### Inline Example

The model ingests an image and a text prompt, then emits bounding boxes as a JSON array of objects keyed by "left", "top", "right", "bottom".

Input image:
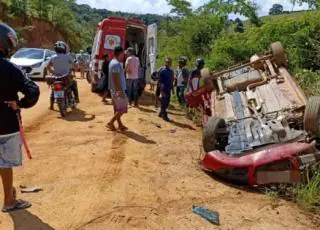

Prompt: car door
[{"left": 146, "top": 23, "right": 157, "bottom": 83}]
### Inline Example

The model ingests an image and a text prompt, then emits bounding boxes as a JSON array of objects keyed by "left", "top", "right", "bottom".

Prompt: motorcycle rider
[
  {"left": 0, "top": 23, "right": 40, "bottom": 212},
  {"left": 48, "top": 41, "right": 80, "bottom": 110}
]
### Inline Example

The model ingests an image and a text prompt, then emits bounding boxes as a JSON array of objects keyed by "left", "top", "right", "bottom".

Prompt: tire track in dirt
[
  {"left": 76, "top": 206, "right": 159, "bottom": 230},
  {"left": 101, "top": 133, "right": 128, "bottom": 184}
]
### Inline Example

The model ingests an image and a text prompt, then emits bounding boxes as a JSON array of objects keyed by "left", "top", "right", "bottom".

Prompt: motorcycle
[{"left": 48, "top": 74, "right": 76, "bottom": 117}]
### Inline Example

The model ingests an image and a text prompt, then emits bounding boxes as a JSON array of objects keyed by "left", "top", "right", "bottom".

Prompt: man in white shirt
[{"left": 125, "top": 47, "right": 140, "bottom": 107}]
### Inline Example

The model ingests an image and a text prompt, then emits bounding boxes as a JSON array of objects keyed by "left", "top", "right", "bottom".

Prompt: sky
[{"left": 76, "top": 0, "right": 309, "bottom": 16}]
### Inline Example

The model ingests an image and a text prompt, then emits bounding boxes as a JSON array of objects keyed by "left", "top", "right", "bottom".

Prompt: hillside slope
[{"left": 0, "top": 3, "right": 65, "bottom": 49}]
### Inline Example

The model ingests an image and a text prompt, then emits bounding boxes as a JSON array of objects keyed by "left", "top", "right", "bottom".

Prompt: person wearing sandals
[
  {"left": 107, "top": 46, "right": 128, "bottom": 131},
  {"left": 0, "top": 23, "right": 40, "bottom": 212}
]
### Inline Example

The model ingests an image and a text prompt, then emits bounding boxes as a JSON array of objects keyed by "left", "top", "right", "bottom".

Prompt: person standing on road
[
  {"left": 188, "top": 58, "right": 205, "bottom": 93},
  {"left": 101, "top": 53, "right": 110, "bottom": 102},
  {"left": 0, "top": 23, "right": 40, "bottom": 212},
  {"left": 78, "top": 50, "right": 86, "bottom": 79},
  {"left": 158, "top": 57, "right": 174, "bottom": 122},
  {"left": 107, "top": 46, "right": 129, "bottom": 131},
  {"left": 175, "top": 56, "right": 189, "bottom": 106},
  {"left": 125, "top": 47, "right": 140, "bottom": 107}
]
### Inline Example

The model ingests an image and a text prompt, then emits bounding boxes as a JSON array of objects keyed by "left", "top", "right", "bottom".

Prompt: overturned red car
[{"left": 188, "top": 42, "right": 320, "bottom": 185}]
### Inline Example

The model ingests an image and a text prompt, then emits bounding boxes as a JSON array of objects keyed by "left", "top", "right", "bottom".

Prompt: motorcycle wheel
[{"left": 57, "top": 98, "right": 67, "bottom": 117}]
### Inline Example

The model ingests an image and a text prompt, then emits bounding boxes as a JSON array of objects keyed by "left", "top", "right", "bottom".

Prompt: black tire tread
[
  {"left": 203, "top": 117, "right": 226, "bottom": 152},
  {"left": 271, "top": 42, "right": 288, "bottom": 67},
  {"left": 304, "top": 96, "right": 320, "bottom": 137},
  {"left": 57, "top": 99, "right": 66, "bottom": 117}
]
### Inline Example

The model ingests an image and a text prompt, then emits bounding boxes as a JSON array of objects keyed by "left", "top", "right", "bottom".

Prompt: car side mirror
[{"left": 45, "top": 56, "right": 51, "bottom": 61}]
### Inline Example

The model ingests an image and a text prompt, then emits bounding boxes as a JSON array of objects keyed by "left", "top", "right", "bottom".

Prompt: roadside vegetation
[{"left": 158, "top": 0, "right": 320, "bottom": 212}]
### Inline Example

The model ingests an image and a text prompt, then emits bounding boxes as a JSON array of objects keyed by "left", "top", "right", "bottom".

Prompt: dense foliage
[
  {"left": 2, "top": 0, "right": 166, "bottom": 50},
  {"left": 159, "top": 1, "right": 320, "bottom": 93}
]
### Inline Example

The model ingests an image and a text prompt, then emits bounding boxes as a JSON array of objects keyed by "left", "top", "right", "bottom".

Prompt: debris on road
[
  {"left": 152, "top": 122, "right": 162, "bottom": 128},
  {"left": 170, "top": 128, "right": 177, "bottom": 133},
  {"left": 20, "top": 185, "right": 43, "bottom": 193},
  {"left": 192, "top": 205, "right": 220, "bottom": 226}
]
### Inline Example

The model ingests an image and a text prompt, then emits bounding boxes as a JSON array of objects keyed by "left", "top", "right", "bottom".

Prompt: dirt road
[{"left": 0, "top": 79, "right": 318, "bottom": 230}]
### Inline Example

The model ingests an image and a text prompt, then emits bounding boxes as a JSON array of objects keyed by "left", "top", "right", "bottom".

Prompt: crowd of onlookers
[
  {"left": 99, "top": 45, "right": 207, "bottom": 125},
  {"left": 152, "top": 56, "right": 206, "bottom": 122}
]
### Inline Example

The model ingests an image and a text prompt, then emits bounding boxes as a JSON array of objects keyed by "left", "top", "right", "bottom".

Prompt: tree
[
  {"left": 200, "top": 0, "right": 263, "bottom": 27},
  {"left": 269, "top": 4, "right": 284, "bottom": 15},
  {"left": 294, "top": 0, "right": 320, "bottom": 9},
  {"left": 167, "top": 0, "right": 192, "bottom": 16},
  {"left": 234, "top": 18, "right": 244, "bottom": 33}
]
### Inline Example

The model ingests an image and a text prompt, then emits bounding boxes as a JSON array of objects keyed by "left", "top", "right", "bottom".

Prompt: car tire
[
  {"left": 203, "top": 117, "right": 227, "bottom": 152},
  {"left": 304, "top": 96, "right": 320, "bottom": 137},
  {"left": 91, "top": 83, "right": 97, "bottom": 92},
  {"left": 271, "top": 42, "right": 288, "bottom": 67}
]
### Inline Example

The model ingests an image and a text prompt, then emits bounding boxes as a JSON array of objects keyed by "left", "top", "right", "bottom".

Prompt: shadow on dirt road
[
  {"left": 120, "top": 130, "right": 156, "bottom": 144},
  {"left": 62, "top": 108, "right": 96, "bottom": 122},
  {"left": 10, "top": 210, "right": 54, "bottom": 230}
]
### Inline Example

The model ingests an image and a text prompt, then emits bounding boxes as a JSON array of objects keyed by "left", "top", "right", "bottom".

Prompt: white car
[{"left": 10, "top": 48, "right": 55, "bottom": 79}]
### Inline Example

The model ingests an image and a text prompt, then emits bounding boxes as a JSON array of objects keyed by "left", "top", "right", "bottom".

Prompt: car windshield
[{"left": 13, "top": 49, "right": 44, "bottom": 59}]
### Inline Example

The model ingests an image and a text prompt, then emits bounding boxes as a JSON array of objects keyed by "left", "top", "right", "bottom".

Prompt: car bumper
[
  {"left": 21, "top": 66, "right": 44, "bottom": 79},
  {"left": 202, "top": 141, "right": 320, "bottom": 185}
]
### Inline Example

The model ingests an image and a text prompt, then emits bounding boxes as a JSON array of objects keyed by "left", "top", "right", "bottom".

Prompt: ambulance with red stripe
[{"left": 88, "top": 16, "right": 157, "bottom": 92}]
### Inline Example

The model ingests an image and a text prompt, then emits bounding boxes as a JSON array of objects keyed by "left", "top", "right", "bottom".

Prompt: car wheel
[
  {"left": 91, "top": 83, "right": 97, "bottom": 92},
  {"left": 271, "top": 42, "right": 288, "bottom": 67},
  {"left": 203, "top": 117, "right": 228, "bottom": 152},
  {"left": 304, "top": 96, "right": 320, "bottom": 137}
]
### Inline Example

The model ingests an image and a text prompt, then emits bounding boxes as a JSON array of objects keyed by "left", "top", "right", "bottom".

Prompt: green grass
[{"left": 294, "top": 177, "right": 320, "bottom": 211}]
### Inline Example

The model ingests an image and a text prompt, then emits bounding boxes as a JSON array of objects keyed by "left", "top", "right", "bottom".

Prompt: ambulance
[{"left": 88, "top": 16, "right": 157, "bottom": 92}]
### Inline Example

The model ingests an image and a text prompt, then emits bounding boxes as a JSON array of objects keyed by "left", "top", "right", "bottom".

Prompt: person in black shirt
[
  {"left": 0, "top": 23, "right": 40, "bottom": 212},
  {"left": 101, "top": 53, "right": 110, "bottom": 101}
]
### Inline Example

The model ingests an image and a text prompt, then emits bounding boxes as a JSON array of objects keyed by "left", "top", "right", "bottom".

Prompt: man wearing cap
[
  {"left": 175, "top": 56, "right": 189, "bottom": 106},
  {"left": 158, "top": 57, "right": 174, "bottom": 121},
  {"left": 125, "top": 47, "right": 140, "bottom": 107}
]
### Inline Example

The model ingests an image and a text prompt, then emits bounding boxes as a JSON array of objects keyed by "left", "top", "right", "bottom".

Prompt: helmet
[
  {"left": 80, "top": 50, "right": 84, "bottom": 53},
  {"left": 179, "top": 56, "right": 187, "bottom": 66},
  {"left": 54, "top": 41, "right": 67, "bottom": 54},
  {"left": 196, "top": 58, "right": 205, "bottom": 69},
  {"left": 0, "top": 23, "right": 18, "bottom": 57}
]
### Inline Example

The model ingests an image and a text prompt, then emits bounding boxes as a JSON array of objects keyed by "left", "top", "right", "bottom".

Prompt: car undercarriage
[{"left": 188, "top": 42, "right": 320, "bottom": 185}]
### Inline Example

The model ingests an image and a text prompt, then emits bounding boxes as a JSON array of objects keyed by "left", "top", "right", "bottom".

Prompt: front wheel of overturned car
[
  {"left": 304, "top": 96, "right": 320, "bottom": 138},
  {"left": 203, "top": 117, "right": 228, "bottom": 153}
]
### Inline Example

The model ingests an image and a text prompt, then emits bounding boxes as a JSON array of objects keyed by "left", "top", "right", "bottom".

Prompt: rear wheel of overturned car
[
  {"left": 203, "top": 117, "right": 228, "bottom": 152},
  {"left": 271, "top": 42, "right": 288, "bottom": 67},
  {"left": 304, "top": 96, "right": 320, "bottom": 138}
]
